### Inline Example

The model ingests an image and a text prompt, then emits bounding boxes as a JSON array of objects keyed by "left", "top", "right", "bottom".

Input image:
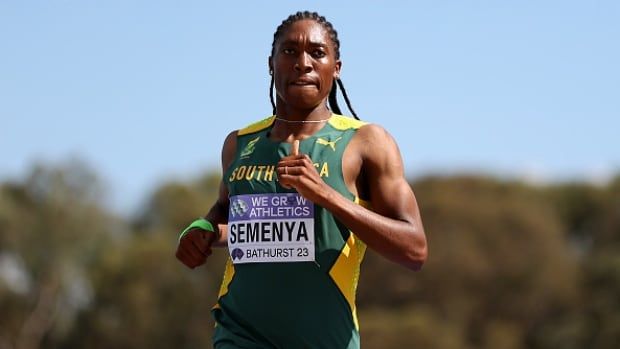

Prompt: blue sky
[{"left": 1, "top": 1, "right": 618, "bottom": 215}]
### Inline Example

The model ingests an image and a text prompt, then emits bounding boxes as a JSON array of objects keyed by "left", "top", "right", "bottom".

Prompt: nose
[{"left": 294, "top": 52, "right": 312, "bottom": 73}]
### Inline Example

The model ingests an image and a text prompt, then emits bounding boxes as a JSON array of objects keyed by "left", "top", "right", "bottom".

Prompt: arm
[
  {"left": 175, "top": 131, "right": 237, "bottom": 268},
  {"left": 277, "top": 125, "right": 427, "bottom": 270},
  {"left": 203, "top": 129, "right": 238, "bottom": 246}
]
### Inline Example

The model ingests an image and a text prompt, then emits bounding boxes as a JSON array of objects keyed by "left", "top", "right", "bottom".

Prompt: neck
[
  {"left": 275, "top": 103, "right": 332, "bottom": 122},
  {"left": 270, "top": 102, "right": 332, "bottom": 142}
]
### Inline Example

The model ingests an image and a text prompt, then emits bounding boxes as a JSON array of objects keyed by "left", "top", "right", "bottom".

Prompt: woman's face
[{"left": 270, "top": 19, "right": 341, "bottom": 111}]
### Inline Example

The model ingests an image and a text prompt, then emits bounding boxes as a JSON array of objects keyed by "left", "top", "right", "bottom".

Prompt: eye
[
  {"left": 312, "top": 50, "right": 326, "bottom": 58},
  {"left": 283, "top": 48, "right": 296, "bottom": 55}
]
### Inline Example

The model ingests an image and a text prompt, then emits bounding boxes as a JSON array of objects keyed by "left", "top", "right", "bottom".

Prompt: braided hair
[{"left": 269, "top": 11, "right": 359, "bottom": 120}]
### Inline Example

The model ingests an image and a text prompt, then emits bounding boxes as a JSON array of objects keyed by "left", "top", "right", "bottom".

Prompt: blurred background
[{"left": 1, "top": 1, "right": 619, "bottom": 348}]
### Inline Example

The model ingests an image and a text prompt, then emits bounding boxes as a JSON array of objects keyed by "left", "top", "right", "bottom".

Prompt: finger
[
  {"left": 277, "top": 165, "right": 302, "bottom": 176},
  {"left": 189, "top": 231, "right": 211, "bottom": 254},
  {"left": 185, "top": 229, "right": 216, "bottom": 252},
  {"left": 278, "top": 157, "right": 309, "bottom": 168},
  {"left": 176, "top": 247, "right": 204, "bottom": 269},
  {"left": 277, "top": 170, "right": 294, "bottom": 189},
  {"left": 182, "top": 239, "right": 209, "bottom": 261},
  {"left": 281, "top": 183, "right": 293, "bottom": 190},
  {"left": 192, "top": 238, "right": 212, "bottom": 257},
  {"left": 291, "top": 139, "right": 299, "bottom": 156},
  {"left": 191, "top": 238, "right": 212, "bottom": 259}
]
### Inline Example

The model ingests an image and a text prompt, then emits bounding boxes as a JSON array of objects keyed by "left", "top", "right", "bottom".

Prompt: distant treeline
[{"left": 0, "top": 160, "right": 618, "bottom": 349}]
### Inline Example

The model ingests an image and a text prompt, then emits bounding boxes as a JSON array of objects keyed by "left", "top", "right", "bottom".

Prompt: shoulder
[
  {"left": 237, "top": 115, "right": 276, "bottom": 136},
  {"left": 221, "top": 130, "right": 238, "bottom": 169},
  {"left": 335, "top": 115, "right": 401, "bottom": 168},
  {"left": 353, "top": 123, "right": 404, "bottom": 170},
  {"left": 221, "top": 115, "right": 274, "bottom": 166},
  {"left": 223, "top": 130, "right": 238, "bottom": 149},
  {"left": 327, "top": 114, "right": 389, "bottom": 142},
  {"left": 222, "top": 115, "right": 274, "bottom": 153},
  {"left": 351, "top": 122, "right": 398, "bottom": 154},
  {"left": 356, "top": 123, "right": 391, "bottom": 142},
  {"left": 328, "top": 114, "right": 368, "bottom": 131}
]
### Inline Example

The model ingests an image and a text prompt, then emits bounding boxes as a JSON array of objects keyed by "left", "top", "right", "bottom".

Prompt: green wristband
[{"left": 178, "top": 218, "right": 216, "bottom": 241}]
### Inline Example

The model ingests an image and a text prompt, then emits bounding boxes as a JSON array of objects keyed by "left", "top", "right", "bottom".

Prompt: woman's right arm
[{"left": 175, "top": 131, "right": 237, "bottom": 268}]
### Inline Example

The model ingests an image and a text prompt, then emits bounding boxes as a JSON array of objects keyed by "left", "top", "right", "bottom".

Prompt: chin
[
  {"left": 288, "top": 99, "right": 324, "bottom": 111},
  {"left": 286, "top": 94, "right": 325, "bottom": 109}
]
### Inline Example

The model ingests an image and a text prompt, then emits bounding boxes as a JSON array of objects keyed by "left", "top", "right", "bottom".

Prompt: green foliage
[
  {"left": 1, "top": 162, "right": 618, "bottom": 348},
  {"left": 133, "top": 173, "right": 220, "bottom": 233},
  {"left": 0, "top": 160, "right": 121, "bottom": 349}
]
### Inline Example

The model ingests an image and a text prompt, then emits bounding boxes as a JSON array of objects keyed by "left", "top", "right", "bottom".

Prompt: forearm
[
  {"left": 321, "top": 187, "right": 427, "bottom": 270},
  {"left": 204, "top": 199, "right": 229, "bottom": 247}
]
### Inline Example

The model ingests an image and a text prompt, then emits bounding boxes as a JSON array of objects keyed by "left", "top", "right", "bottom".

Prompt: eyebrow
[{"left": 279, "top": 39, "right": 328, "bottom": 48}]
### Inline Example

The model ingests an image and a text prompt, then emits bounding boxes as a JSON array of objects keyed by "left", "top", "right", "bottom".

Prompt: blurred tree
[
  {"left": 2, "top": 162, "right": 618, "bottom": 349},
  {"left": 0, "top": 159, "right": 121, "bottom": 349},
  {"left": 58, "top": 233, "right": 228, "bottom": 349},
  {"left": 58, "top": 171, "right": 226, "bottom": 349},
  {"left": 133, "top": 173, "right": 220, "bottom": 233},
  {"left": 359, "top": 176, "right": 580, "bottom": 349},
  {"left": 537, "top": 177, "right": 620, "bottom": 349}
]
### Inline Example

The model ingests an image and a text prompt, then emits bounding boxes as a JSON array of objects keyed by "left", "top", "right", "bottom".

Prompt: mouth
[{"left": 289, "top": 78, "right": 318, "bottom": 88}]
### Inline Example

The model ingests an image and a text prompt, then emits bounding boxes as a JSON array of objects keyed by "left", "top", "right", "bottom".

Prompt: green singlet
[{"left": 212, "top": 114, "right": 369, "bottom": 349}]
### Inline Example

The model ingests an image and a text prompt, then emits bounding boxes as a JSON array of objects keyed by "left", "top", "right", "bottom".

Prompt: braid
[
  {"left": 336, "top": 79, "right": 358, "bottom": 120},
  {"left": 328, "top": 83, "right": 342, "bottom": 115},
  {"left": 269, "top": 11, "right": 359, "bottom": 119},
  {"left": 269, "top": 74, "right": 276, "bottom": 115}
]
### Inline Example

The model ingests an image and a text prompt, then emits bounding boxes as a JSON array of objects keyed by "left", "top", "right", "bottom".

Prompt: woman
[{"left": 176, "top": 11, "right": 427, "bottom": 348}]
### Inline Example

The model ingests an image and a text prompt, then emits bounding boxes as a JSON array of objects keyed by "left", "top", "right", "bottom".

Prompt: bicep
[
  {"left": 362, "top": 126, "right": 418, "bottom": 223},
  {"left": 208, "top": 131, "right": 237, "bottom": 221}
]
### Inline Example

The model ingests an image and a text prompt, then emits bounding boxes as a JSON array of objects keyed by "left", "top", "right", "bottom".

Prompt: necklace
[{"left": 274, "top": 116, "right": 331, "bottom": 124}]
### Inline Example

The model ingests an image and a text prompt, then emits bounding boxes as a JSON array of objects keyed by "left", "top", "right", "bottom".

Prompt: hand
[
  {"left": 175, "top": 228, "right": 217, "bottom": 269},
  {"left": 277, "top": 140, "right": 332, "bottom": 203}
]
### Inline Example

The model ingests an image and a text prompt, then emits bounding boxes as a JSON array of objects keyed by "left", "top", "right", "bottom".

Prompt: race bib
[{"left": 228, "top": 193, "right": 315, "bottom": 264}]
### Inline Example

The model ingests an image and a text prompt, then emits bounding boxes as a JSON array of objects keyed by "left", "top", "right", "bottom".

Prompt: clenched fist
[{"left": 175, "top": 228, "right": 217, "bottom": 269}]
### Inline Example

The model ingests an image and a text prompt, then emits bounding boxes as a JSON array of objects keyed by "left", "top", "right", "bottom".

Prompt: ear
[
  {"left": 333, "top": 60, "right": 342, "bottom": 80},
  {"left": 268, "top": 56, "right": 274, "bottom": 75}
]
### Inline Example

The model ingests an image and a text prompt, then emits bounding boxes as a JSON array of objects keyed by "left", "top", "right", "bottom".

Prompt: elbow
[
  {"left": 403, "top": 239, "right": 427, "bottom": 271},
  {"left": 400, "top": 219, "right": 427, "bottom": 271},
  {"left": 405, "top": 249, "right": 427, "bottom": 271}
]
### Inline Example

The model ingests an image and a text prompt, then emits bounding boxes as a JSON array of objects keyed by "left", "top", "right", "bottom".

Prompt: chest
[{"left": 226, "top": 130, "right": 354, "bottom": 196}]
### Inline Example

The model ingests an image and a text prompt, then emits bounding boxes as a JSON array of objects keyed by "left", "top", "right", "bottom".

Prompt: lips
[{"left": 289, "top": 77, "right": 318, "bottom": 87}]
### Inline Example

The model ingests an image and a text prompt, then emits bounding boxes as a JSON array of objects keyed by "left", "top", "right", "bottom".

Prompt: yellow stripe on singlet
[
  {"left": 328, "top": 197, "right": 369, "bottom": 330},
  {"left": 237, "top": 116, "right": 275, "bottom": 136},
  {"left": 213, "top": 258, "right": 235, "bottom": 310},
  {"left": 238, "top": 114, "right": 365, "bottom": 136},
  {"left": 327, "top": 114, "right": 367, "bottom": 131}
]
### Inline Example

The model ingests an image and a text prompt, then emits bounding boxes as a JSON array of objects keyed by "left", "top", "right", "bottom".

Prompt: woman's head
[
  {"left": 268, "top": 11, "right": 358, "bottom": 119},
  {"left": 270, "top": 11, "right": 341, "bottom": 60}
]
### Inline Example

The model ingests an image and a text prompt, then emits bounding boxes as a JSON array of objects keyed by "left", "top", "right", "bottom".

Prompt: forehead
[{"left": 276, "top": 19, "right": 332, "bottom": 46}]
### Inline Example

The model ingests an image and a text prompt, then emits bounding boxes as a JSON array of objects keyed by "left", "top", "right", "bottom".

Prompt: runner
[{"left": 176, "top": 11, "right": 427, "bottom": 348}]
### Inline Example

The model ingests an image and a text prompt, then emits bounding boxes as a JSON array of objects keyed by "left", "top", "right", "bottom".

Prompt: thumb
[{"left": 291, "top": 139, "right": 300, "bottom": 156}]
